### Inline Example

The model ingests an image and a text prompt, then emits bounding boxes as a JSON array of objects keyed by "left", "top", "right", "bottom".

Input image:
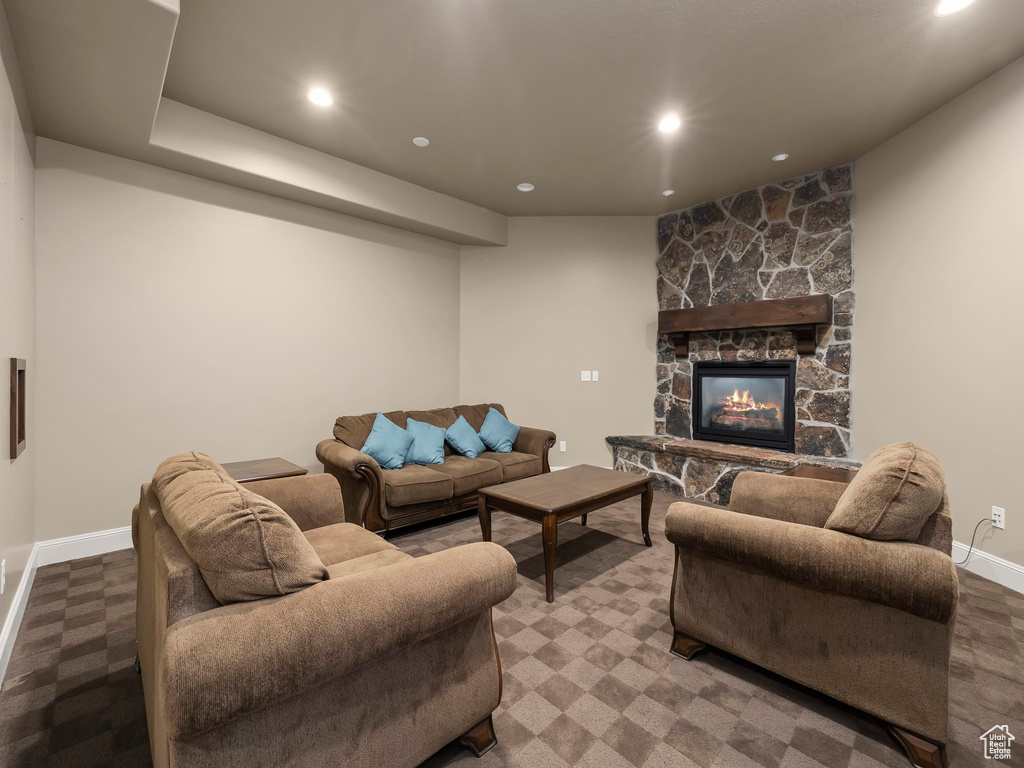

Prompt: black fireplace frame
[{"left": 692, "top": 360, "right": 796, "bottom": 452}]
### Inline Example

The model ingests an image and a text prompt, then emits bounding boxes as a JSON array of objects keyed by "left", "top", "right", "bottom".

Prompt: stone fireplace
[{"left": 607, "top": 164, "right": 859, "bottom": 503}]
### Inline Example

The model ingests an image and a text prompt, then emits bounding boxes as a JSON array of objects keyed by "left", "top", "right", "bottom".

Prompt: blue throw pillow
[
  {"left": 479, "top": 407, "right": 520, "bottom": 453},
  {"left": 405, "top": 418, "right": 445, "bottom": 465},
  {"left": 445, "top": 415, "right": 486, "bottom": 459},
  {"left": 360, "top": 412, "right": 414, "bottom": 470}
]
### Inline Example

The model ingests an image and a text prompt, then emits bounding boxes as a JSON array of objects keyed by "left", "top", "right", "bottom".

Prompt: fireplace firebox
[{"left": 692, "top": 361, "right": 796, "bottom": 452}]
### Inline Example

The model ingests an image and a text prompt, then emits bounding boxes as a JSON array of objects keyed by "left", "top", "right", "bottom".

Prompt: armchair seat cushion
[
  {"left": 383, "top": 465, "right": 454, "bottom": 507},
  {"left": 481, "top": 451, "right": 541, "bottom": 482},
  {"left": 326, "top": 549, "right": 411, "bottom": 579},
  {"left": 303, "top": 522, "right": 397, "bottom": 567},
  {"left": 429, "top": 456, "right": 503, "bottom": 496}
]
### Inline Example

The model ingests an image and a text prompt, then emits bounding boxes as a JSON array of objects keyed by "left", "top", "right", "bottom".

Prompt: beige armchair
[
  {"left": 665, "top": 462, "right": 958, "bottom": 768},
  {"left": 134, "top": 456, "right": 518, "bottom": 768}
]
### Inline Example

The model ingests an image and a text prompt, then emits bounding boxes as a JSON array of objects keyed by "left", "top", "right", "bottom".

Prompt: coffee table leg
[
  {"left": 478, "top": 495, "right": 492, "bottom": 542},
  {"left": 641, "top": 481, "right": 653, "bottom": 547},
  {"left": 542, "top": 516, "right": 557, "bottom": 602}
]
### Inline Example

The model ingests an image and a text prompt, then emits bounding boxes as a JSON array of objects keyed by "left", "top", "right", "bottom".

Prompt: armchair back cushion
[
  {"left": 154, "top": 452, "right": 328, "bottom": 604},
  {"left": 825, "top": 442, "right": 945, "bottom": 542}
]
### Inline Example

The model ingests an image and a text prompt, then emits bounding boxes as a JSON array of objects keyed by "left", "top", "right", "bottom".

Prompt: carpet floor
[{"left": 0, "top": 492, "right": 1021, "bottom": 767}]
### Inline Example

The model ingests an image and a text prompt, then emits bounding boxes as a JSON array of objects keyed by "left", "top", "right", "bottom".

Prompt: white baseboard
[
  {"left": 0, "top": 545, "right": 38, "bottom": 692},
  {"left": 0, "top": 525, "right": 133, "bottom": 690},
  {"left": 35, "top": 525, "right": 133, "bottom": 567},
  {"left": 953, "top": 541, "right": 1024, "bottom": 595}
]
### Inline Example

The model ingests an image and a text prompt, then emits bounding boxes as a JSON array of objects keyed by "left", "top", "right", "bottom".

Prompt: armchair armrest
[
  {"left": 316, "top": 439, "right": 383, "bottom": 527},
  {"left": 729, "top": 471, "right": 848, "bottom": 527},
  {"left": 665, "top": 502, "right": 958, "bottom": 624},
  {"left": 242, "top": 473, "right": 345, "bottom": 532},
  {"left": 161, "top": 542, "right": 517, "bottom": 741},
  {"left": 513, "top": 426, "right": 556, "bottom": 471}
]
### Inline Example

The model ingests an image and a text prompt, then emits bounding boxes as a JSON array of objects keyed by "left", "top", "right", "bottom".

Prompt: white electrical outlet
[
  {"left": 992, "top": 506, "right": 1005, "bottom": 530},
  {"left": 580, "top": 370, "right": 591, "bottom": 381},
  {"left": 1, "top": 559, "right": 5, "bottom": 595},
  {"left": 559, "top": 441, "right": 566, "bottom": 452},
  {"left": 592, "top": 370, "right": 599, "bottom": 381}
]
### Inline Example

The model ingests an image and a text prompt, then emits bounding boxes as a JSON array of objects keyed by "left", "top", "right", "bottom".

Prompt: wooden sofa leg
[
  {"left": 670, "top": 630, "right": 706, "bottom": 660},
  {"left": 889, "top": 726, "right": 948, "bottom": 768},
  {"left": 459, "top": 715, "right": 497, "bottom": 758}
]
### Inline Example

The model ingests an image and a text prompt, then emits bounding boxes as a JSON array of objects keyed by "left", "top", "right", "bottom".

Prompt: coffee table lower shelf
[{"left": 477, "top": 464, "right": 653, "bottom": 602}]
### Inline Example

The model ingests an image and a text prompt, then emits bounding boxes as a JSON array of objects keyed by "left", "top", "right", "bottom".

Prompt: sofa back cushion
[
  {"left": 153, "top": 452, "right": 328, "bottom": 604},
  {"left": 825, "top": 442, "right": 945, "bottom": 543},
  {"left": 455, "top": 403, "right": 506, "bottom": 431},
  {"left": 334, "top": 410, "right": 407, "bottom": 448}
]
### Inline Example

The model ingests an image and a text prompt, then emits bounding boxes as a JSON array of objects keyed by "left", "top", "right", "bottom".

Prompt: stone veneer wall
[{"left": 653, "top": 165, "right": 855, "bottom": 457}]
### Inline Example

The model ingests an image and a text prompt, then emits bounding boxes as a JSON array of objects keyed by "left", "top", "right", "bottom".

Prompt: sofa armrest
[
  {"left": 315, "top": 439, "right": 383, "bottom": 527},
  {"left": 161, "top": 542, "right": 517, "bottom": 741},
  {"left": 513, "top": 426, "right": 556, "bottom": 471},
  {"left": 242, "top": 473, "right": 346, "bottom": 532},
  {"left": 729, "top": 471, "right": 848, "bottom": 527},
  {"left": 665, "top": 502, "right": 958, "bottom": 624}
]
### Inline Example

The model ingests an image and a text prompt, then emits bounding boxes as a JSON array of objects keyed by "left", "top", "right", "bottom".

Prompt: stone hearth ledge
[{"left": 606, "top": 435, "right": 860, "bottom": 505}]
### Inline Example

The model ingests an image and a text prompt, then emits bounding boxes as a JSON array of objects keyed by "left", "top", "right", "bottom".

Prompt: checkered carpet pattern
[{"left": 0, "top": 494, "right": 1022, "bottom": 768}]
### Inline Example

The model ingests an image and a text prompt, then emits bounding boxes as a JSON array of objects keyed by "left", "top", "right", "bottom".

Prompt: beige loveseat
[
  {"left": 665, "top": 444, "right": 958, "bottom": 768},
  {"left": 133, "top": 452, "right": 517, "bottom": 768},
  {"left": 317, "top": 403, "right": 555, "bottom": 533}
]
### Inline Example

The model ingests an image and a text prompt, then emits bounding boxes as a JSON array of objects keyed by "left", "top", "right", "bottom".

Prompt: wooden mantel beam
[{"left": 658, "top": 295, "right": 832, "bottom": 358}]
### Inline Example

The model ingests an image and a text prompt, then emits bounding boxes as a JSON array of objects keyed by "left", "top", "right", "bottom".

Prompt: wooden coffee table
[{"left": 477, "top": 465, "right": 653, "bottom": 602}]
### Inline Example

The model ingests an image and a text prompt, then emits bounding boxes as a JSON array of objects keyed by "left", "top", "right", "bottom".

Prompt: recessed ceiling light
[
  {"left": 308, "top": 88, "right": 333, "bottom": 107},
  {"left": 772, "top": 153, "right": 790, "bottom": 161},
  {"left": 412, "top": 137, "right": 430, "bottom": 147},
  {"left": 934, "top": 0, "right": 976, "bottom": 15},
  {"left": 658, "top": 115, "right": 682, "bottom": 133},
  {"left": 662, "top": 190, "right": 676, "bottom": 197},
  {"left": 517, "top": 183, "right": 535, "bottom": 192}
]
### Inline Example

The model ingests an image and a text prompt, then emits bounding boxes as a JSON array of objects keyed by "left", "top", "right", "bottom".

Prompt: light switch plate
[
  {"left": 559, "top": 441, "right": 566, "bottom": 452},
  {"left": 581, "top": 370, "right": 591, "bottom": 381},
  {"left": 592, "top": 370, "right": 599, "bottom": 381}
]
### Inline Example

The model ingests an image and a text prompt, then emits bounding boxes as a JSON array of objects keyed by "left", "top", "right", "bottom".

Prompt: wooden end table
[
  {"left": 221, "top": 457, "right": 308, "bottom": 483},
  {"left": 477, "top": 465, "right": 653, "bottom": 602}
]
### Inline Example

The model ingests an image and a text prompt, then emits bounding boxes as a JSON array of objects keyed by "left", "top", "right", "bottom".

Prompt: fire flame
[
  {"left": 715, "top": 388, "right": 780, "bottom": 423},
  {"left": 721, "top": 389, "right": 768, "bottom": 411}
]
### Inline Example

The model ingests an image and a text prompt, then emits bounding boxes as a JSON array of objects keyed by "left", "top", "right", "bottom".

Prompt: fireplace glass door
[{"left": 692, "top": 361, "right": 796, "bottom": 452}]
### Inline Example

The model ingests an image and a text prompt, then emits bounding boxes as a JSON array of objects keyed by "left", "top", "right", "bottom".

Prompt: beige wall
[
  {"left": 0, "top": 6, "right": 35, "bottom": 630},
  {"left": 34, "top": 139, "right": 462, "bottom": 541},
  {"left": 460, "top": 217, "right": 657, "bottom": 468},
  {"left": 853, "top": 56, "right": 1024, "bottom": 567}
]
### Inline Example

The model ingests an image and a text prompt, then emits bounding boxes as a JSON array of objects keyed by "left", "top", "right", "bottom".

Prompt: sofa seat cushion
[
  {"left": 383, "top": 465, "right": 454, "bottom": 507},
  {"left": 303, "top": 522, "right": 397, "bottom": 567},
  {"left": 825, "top": 442, "right": 945, "bottom": 542},
  {"left": 428, "top": 456, "right": 503, "bottom": 496},
  {"left": 326, "top": 549, "right": 411, "bottom": 580},
  {"left": 481, "top": 451, "right": 541, "bottom": 482},
  {"left": 153, "top": 451, "right": 328, "bottom": 604}
]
